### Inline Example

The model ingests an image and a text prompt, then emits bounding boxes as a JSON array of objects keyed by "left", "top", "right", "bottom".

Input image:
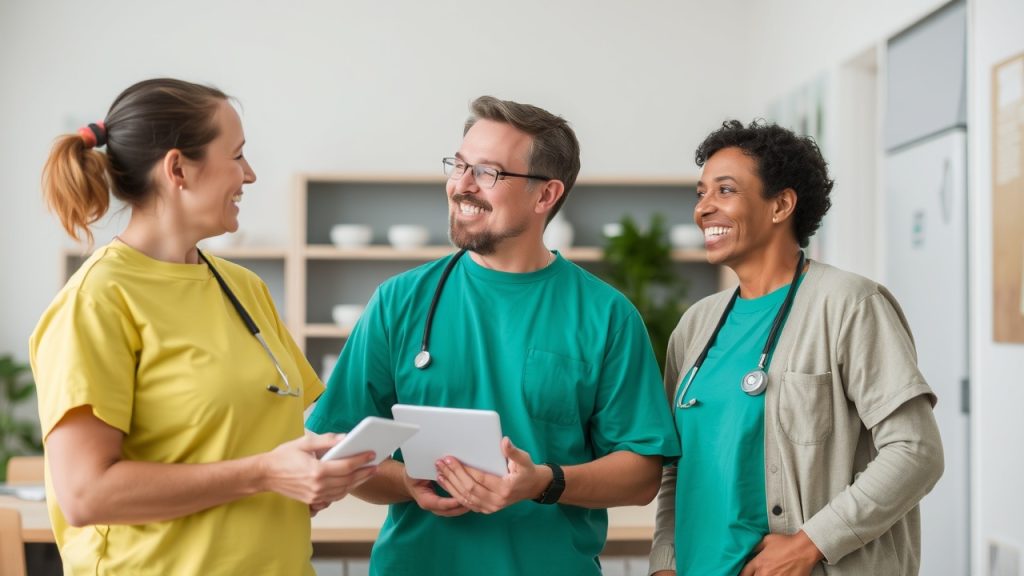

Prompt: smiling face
[
  {"left": 181, "top": 100, "right": 256, "bottom": 238},
  {"left": 446, "top": 119, "right": 541, "bottom": 255},
  {"left": 694, "top": 146, "right": 778, "bottom": 268}
]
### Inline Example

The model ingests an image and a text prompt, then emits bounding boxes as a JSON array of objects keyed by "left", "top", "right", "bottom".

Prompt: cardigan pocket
[{"left": 779, "top": 371, "right": 834, "bottom": 444}]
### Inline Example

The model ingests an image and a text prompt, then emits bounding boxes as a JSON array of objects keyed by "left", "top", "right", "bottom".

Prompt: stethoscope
[
  {"left": 414, "top": 249, "right": 468, "bottom": 369},
  {"left": 198, "top": 250, "right": 300, "bottom": 397},
  {"left": 677, "top": 250, "right": 805, "bottom": 409}
]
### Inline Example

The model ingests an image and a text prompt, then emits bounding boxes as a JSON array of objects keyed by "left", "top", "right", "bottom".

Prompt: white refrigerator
[
  {"left": 883, "top": 2, "right": 970, "bottom": 573},
  {"left": 884, "top": 128, "right": 970, "bottom": 576}
]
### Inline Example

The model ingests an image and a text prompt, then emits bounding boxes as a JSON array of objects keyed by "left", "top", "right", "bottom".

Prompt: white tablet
[
  {"left": 391, "top": 404, "right": 508, "bottom": 480},
  {"left": 319, "top": 416, "right": 420, "bottom": 466}
]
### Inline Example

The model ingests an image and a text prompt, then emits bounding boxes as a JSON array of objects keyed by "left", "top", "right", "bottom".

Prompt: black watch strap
[{"left": 532, "top": 463, "right": 565, "bottom": 505}]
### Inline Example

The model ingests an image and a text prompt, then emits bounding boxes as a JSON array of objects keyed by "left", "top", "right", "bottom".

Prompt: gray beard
[{"left": 448, "top": 212, "right": 527, "bottom": 255}]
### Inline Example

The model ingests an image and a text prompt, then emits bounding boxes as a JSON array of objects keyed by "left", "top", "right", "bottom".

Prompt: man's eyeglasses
[{"left": 442, "top": 157, "right": 552, "bottom": 189}]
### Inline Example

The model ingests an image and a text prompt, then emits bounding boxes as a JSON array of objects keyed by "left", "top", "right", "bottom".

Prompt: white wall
[
  {"left": 970, "top": 0, "right": 1024, "bottom": 574},
  {"left": 742, "top": 0, "right": 949, "bottom": 110},
  {"left": 0, "top": 0, "right": 756, "bottom": 360},
  {"left": 741, "top": 0, "right": 949, "bottom": 279}
]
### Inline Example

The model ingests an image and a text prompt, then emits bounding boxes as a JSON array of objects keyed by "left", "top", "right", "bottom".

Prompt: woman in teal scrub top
[{"left": 650, "top": 120, "right": 944, "bottom": 576}]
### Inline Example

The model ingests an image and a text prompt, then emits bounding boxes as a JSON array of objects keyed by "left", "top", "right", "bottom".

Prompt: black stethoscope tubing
[
  {"left": 677, "top": 250, "right": 805, "bottom": 408},
  {"left": 414, "top": 249, "right": 468, "bottom": 369},
  {"left": 198, "top": 249, "right": 299, "bottom": 396}
]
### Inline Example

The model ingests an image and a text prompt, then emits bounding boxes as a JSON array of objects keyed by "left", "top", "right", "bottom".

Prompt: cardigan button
[
  {"left": 772, "top": 505, "right": 783, "bottom": 516},
  {"left": 770, "top": 464, "right": 778, "bottom": 474}
]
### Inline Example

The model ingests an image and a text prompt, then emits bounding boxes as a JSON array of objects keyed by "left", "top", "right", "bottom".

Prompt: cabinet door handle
[{"left": 939, "top": 158, "right": 952, "bottom": 224}]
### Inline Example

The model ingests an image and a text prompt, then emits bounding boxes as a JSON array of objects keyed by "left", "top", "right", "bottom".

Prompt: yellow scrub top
[{"left": 30, "top": 241, "right": 323, "bottom": 575}]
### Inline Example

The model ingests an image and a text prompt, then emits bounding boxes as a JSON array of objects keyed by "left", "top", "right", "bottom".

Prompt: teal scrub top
[
  {"left": 307, "top": 251, "right": 680, "bottom": 576},
  {"left": 673, "top": 278, "right": 802, "bottom": 575}
]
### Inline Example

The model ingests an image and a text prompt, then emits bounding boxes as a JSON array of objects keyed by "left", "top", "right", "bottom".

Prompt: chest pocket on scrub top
[
  {"left": 778, "top": 370, "right": 834, "bottom": 445},
  {"left": 521, "top": 348, "right": 590, "bottom": 426}
]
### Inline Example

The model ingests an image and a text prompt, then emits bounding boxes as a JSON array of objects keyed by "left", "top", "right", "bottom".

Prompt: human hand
[
  {"left": 434, "top": 437, "right": 550, "bottom": 514},
  {"left": 401, "top": 469, "right": 469, "bottom": 517},
  {"left": 260, "top": 432, "right": 378, "bottom": 505},
  {"left": 651, "top": 571, "right": 676, "bottom": 576},
  {"left": 739, "top": 531, "right": 824, "bottom": 576},
  {"left": 309, "top": 501, "right": 330, "bottom": 517}
]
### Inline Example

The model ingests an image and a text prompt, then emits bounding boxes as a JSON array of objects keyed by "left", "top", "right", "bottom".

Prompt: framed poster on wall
[{"left": 992, "top": 52, "right": 1024, "bottom": 343}]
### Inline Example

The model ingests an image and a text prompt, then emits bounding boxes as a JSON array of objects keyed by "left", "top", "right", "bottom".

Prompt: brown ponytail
[
  {"left": 40, "top": 78, "right": 229, "bottom": 246},
  {"left": 42, "top": 134, "right": 112, "bottom": 246}
]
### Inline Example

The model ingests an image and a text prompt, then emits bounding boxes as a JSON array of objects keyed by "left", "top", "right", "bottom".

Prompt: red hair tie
[{"left": 77, "top": 122, "right": 107, "bottom": 149}]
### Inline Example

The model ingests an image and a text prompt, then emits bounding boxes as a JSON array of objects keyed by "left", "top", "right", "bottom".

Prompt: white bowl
[
  {"left": 602, "top": 222, "right": 623, "bottom": 238},
  {"left": 543, "top": 216, "right": 574, "bottom": 251},
  {"left": 670, "top": 224, "right": 705, "bottom": 249},
  {"left": 330, "top": 224, "right": 373, "bottom": 248},
  {"left": 332, "top": 304, "right": 365, "bottom": 329},
  {"left": 387, "top": 225, "right": 430, "bottom": 250}
]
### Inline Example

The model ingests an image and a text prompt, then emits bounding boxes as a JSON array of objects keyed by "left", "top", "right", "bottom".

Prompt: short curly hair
[{"left": 695, "top": 119, "right": 834, "bottom": 248}]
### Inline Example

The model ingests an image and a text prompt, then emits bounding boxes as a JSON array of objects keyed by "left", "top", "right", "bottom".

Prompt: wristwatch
[{"left": 532, "top": 463, "right": 565, "bottom": 505}]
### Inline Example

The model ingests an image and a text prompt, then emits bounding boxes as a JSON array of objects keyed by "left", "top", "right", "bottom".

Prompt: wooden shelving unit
[{"left": 287, "top": 172, "right": 727, "bottom": 375}]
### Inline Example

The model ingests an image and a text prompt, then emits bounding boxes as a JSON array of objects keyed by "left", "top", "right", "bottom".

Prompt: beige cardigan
[{"left": 650, "top": 261, "right": 944, "bottom": 575}]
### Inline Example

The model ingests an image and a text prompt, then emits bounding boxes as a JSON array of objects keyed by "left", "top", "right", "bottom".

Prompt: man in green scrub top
[{"left": 306, "top": 96, "right": 680, "bottom": 575}]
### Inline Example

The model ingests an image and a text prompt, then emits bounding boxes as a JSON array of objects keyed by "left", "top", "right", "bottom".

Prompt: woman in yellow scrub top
[
  {"left": 650, "top": 120, "right": 944, "bottom": 576},
  {"left": 30, "top": 78, "right": 375, "bottom": 575}
]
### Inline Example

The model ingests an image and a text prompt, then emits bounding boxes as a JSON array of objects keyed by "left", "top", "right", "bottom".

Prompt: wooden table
[{"left": 1, "top": 495, "right": 655, "bottom": 556}]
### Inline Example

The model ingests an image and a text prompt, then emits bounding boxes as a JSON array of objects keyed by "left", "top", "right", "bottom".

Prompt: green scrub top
[
  {"left": 307, "top": 251, "right": 680, "bottom": 576},
  {"left": 673, "top": 277, "right": 802, "bottom": 575}
]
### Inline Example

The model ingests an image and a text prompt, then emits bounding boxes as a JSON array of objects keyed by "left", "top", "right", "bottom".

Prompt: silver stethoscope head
[
  {"left": 414, "top": 350, "right": 432, "bottom": 370},
  {"left": 414, "top": 249, "right": 467, "bottom": 370},
  {"left": 740, "top": 356, "right": 770, "bottom": 396}
]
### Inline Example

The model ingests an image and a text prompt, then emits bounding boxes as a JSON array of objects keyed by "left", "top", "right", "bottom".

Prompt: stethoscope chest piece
[
  {"left": 741, "top": 369, "right": 768, "bottom": 396},
  {"left": 413, "top": 249, "right": 467, "bottom": 370}
]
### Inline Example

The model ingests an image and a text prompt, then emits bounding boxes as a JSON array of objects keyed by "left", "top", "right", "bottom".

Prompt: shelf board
[
  {"left": 669, "top": 248, "right": 709, "bottom": 263},
  {"left": 305, "top": 323, "right": 353, "bottom": 338},
  {"left": 201, "top": 246, "right": 288, "bottom": 259},
  {"left": 562, "top": 247, "right": 707, "bottom": 263},
  {"left": 305, "top": 245, "right": 707, "bottom": 263},
  {"left": 296, "top": 173, "right": 699, "bottom": 187},
  {"left": 306, "top": 245, "right": 456, "bottom": 260}
]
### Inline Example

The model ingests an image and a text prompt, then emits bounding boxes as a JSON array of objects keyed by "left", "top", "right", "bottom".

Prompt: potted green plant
[
  {"left": 602, "top": 214, "right": 689, "bottom": 373},
  {"left": 0, "top": 354, "right": 43, "bottom": 481}
]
